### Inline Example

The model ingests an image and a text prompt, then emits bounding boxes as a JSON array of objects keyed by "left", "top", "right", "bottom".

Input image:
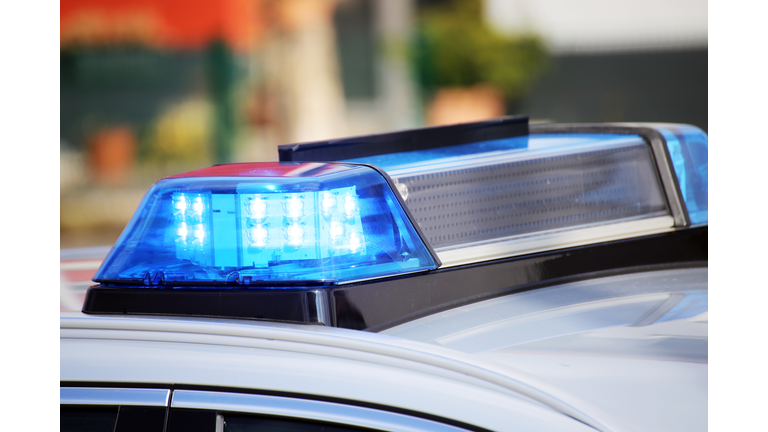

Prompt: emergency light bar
[
  {"left": 347, "top": 134, "right": 668, "bottom": 248},
  {"left": 280, "top": 118, "right": 708, "bottom": 266},
  {"left": 93, "top": 163, "right": 439, "bottom": 286},
  {"left": 84, "top": 117, "right": 707, "bottom": 327}
]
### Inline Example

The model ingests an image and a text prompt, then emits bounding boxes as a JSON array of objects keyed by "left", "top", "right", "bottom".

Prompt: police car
[{"left": 61, "top": 116, "right": 708, "bottom": 432}]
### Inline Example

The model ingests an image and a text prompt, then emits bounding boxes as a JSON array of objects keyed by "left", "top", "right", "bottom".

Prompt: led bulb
[
  {"left": 173, "top": 195, "right": 188, "bottom": 212},
  {"left": 329, "top": 220, "right": 345, "bottom": 241},
  {"left": 177, "top": 222, "right": 188, "bottom": 238},
  {"left": 248, "top": 224, "right": 269, "bottom": 249},
  {"left": 284, "top": 194, "right": 304, "bottom": 220},
  {"left": 192, "top": 197, "right": 204, "bottom": 215},
  {"left": 349, "top": 231, "right": 363, "bottom": 253},
  {"left": 248, "top": 196, "right": 268, "bottom": 221},
  {"left": 344, "top": 193, "right": 358, "bottom": 220},
  {"left": 285, "top": 222, "right": 304, "bottom": 247},
  {"left": 321, "top": 191, "right": 337, "bottom": 214},
  {"left": 192, "top": 224, "right": 205, "bottom": 243}
]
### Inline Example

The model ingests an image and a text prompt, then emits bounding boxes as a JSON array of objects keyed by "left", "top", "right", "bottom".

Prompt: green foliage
[{"left": 413, "top": 0, "right": 548, "bottom": 100}]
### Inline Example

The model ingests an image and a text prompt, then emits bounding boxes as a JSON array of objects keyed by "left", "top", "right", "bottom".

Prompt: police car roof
[
  {"left": 63, "top": 266, "right": 706, "bottom": 432},
  {"left": 79, "top": 118, "right": 707, "bottom": 330},
  {"left": 62, "top": 118, "right": 707, "bottom": 432},
  {"left": 63, "top": 310, "right": 641, "bottom": 432}
]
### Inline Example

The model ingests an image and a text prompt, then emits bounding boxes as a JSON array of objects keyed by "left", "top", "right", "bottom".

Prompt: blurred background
[{"left": 60, "top": 0, "right": 707, "bottom": 249}]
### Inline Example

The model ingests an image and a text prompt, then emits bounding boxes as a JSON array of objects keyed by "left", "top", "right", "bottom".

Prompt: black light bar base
[
  {"left": 335, "top": 226, "right": 707, "bottom": 331},
  {"left": 83, "top": 227, "right": 706, "bottom": 331},
  {"left": 83, "top": 287, "right": 329, "bottom": 325}
]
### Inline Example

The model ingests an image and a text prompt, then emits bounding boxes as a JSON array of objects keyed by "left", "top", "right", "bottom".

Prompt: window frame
[
  {"left": 60, "top": 387, "right": 170, "bottom": 406},
  {"left": 61, "top": 387, "right": 170, "bottom": 432},
  {"left": 171, "top": 390, "right": 472, "bottom": 432},
  {"left": 61, "top": 387, "right": 475, "bottom": 432}
]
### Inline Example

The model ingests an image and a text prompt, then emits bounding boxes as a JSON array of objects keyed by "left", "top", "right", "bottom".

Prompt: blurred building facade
[
  {"left": 60, "top": 0, "right": 707, "bottom": 247},
  {"left": 61, "top": 0, "right": 262, "bottom": 245},
  {"left": 484, "top": 0, "right": 708, "bottom": 130},
  {"left": 60, "top": 0, "right": 424, "bottom": 247}
]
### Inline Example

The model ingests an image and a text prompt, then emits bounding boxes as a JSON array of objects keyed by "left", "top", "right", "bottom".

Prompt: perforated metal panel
[{"left": 394, "top": 142, "right": 667, "bottom": 249}]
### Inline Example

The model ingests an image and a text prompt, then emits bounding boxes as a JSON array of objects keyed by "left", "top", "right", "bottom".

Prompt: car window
[
  {"left": 171, "top": 390, "right": 472, "bottom": 432},
  {"left": 61, "top": 406, "right": 118, "bottom": 432},
  {"left": 221, "top": 413, "right": 370, "bottom": 432},
  {"left": 60, "top": 388, "right": 170, "bottom": 432}
]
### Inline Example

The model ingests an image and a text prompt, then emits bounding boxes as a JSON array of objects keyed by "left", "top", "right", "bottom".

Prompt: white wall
[{"left": 484, "top": 0, "right": 707, "bottom": 53}]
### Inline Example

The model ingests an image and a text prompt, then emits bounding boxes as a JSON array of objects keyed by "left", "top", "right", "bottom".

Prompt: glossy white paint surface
[
  {"left": 61, "top": 313, "right": 618, "bottom": 432},
  {"left": 384, "top": 268, "right": 708, "bottom": 432}
]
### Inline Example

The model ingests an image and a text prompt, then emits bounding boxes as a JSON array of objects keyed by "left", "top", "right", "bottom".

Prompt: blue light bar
[
  {"left": 94, "top": 163, "right": 439, "bottom": 286},
  {"left": 653, "top": 124, "right": 708, "bottom": 225},
  {"left": 347, "top": 134, "right": 670, "bottom": 250}
]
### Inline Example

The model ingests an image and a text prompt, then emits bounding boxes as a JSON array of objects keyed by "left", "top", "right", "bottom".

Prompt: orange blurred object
[
  {"left": 426, "top": 85, "right": 505, "bottom": 126},
  {"left": 268, "top": 0, "right": 337, "bottom": 33},
  {"left": 60, "top": 0, "right": 264, "bottom": 52},
  {"left": 88, "top": 126, "right": 136, "bottom": 186}
]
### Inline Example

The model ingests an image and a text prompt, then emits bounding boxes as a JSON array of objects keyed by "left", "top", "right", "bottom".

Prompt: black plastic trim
[
  {"left": 167, "top": 408, "right": 215, "bottom": 432},
  {"left": 115, "top": 406, "right": 167, "bottom": 432},
  {"left": 61, "top": 406, "right": 119, "bottom": 432},
  {"left": 82, "top": 287, "right": 328, "bottom": 325},
  {"left": 331, "top": 226, "right": 707, "bottom": 331},
  {"left": 60, "top": 402, "right": 167, "bottom": 432},
  {"left": 83, "top": 227, "right": 706, "bottom": 329},
  {"left": 94, "top": 278, "right": 335, "bottom": 288},
  {"left": 278, "top": 115, "right": 529, "bottom": 162}
]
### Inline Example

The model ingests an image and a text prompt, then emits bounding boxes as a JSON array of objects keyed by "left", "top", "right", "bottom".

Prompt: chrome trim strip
[
  {"left": 60, "top": 387, "right": 170, "bottom": 406},
  {"left": 437, "top": 215, "right": 675, "bottom": 268},
  {"left": 311, "top": 289, "right": 330, "bottom": 326},
  {"left": 645, "top": 129, "right": 689, "bottom": 227},
  {"left": 171, "top": 390, "right": 470, "bottom": 432}
]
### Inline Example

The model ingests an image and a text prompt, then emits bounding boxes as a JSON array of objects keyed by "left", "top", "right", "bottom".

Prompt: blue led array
[
  {"left": 94, "top": 163, "right": 438, "bottom": 286},
  {"left": 169, "top": 187, "right": 366, "bottom": 268}
]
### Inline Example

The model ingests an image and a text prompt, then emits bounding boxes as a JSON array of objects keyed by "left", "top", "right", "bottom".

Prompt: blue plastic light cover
[
  {"left": 94, "top": 163, "right": 438, "bottom": 286},
  {"left": 653, "top": 124, "right": 708, "bottom": 225},
  {"left": 345, "top": 133, "right": 623, "bottom": 172}
]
